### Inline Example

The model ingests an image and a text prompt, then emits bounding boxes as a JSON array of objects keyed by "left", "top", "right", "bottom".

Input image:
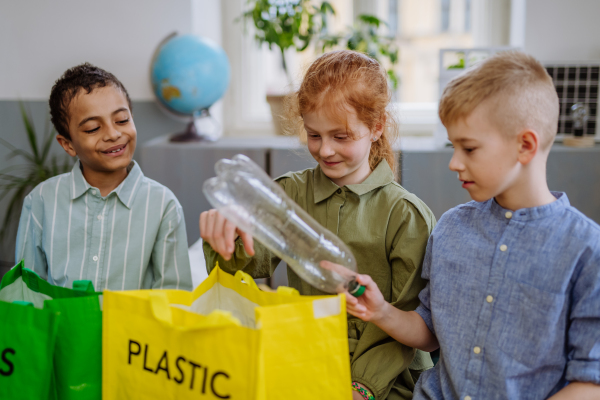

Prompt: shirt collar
[
  {"left": 313, "top": 160, "right": 395, "bottom": 203},
  {"left": 70, "top": 160, "right": 143, "bottom": 209},
  {"left": 489, "top": 191, "right": 570, "bottom": 222}
]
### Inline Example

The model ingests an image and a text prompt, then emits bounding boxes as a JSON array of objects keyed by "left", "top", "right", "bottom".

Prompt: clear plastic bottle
[{"left": 203, "top": 154, "right": 365, "bottom": 296}]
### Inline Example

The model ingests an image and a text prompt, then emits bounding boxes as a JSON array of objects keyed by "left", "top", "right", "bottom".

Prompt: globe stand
[
  {"left": 169, "top": 109, "right": 216, "bottom": 142},
  {"left": 169, "top": 121, "right": 204, "bottom": 142}
]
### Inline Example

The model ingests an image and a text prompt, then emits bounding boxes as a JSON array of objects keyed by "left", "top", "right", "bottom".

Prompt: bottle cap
[
  {"left": 348, "top": 279, "right": 366, "bottom": 297},
  {"left": 350, "top": 284, "right": 366, "bottom": 297}
]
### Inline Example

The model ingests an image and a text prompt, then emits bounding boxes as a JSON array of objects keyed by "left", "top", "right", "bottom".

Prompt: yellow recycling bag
[{"left": 102, "top": 265, "right": 352, "bottom": 400}]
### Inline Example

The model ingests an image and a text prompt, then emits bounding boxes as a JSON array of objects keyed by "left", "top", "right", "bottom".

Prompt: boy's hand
[
  {"left": 319, "top": 261, "right": 388, "bottom": 323},
  {"left": 323, "top": 262, "right": 439, "bottom": 352},
  {"left": 200, "top": 209, "right": 254, "bottom": 260},
  {"left": 343, "top": 272, "right": 388, "bottom": 324}
]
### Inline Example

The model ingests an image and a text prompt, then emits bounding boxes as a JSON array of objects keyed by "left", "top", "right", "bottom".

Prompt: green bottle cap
[
  {"left": 348, "top": 279, "right": 366, "bottom": 297},
  {"left": 350, "top": 284, "right": 366, "bottom": 297}
]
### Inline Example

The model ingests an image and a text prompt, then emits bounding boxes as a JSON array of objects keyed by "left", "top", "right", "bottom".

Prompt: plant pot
[{"left": 266, "top": 94, "right": 286, "bottom": 135}]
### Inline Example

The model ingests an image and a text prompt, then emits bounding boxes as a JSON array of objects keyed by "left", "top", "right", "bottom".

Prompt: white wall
[
  {"left": 524, "top": 0, "right": 600, "bottom": 62},
  {"left": 0, "top": 0, "right": 194, "bottom": 100}
]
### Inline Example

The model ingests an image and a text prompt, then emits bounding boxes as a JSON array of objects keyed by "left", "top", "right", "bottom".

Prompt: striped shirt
[{"left": 15, "top": 160, "right": 192, "bottom": 291}]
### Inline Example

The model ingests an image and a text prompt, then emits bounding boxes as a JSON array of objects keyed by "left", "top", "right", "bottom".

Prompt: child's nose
[
  {"left": 319, "top": 138, "right": 335, "bottom": 158},
  {"left": 448, "top": 152, "right": 464, "bottom": 172},
  {"left": 105, "top": 127, "right": 122, "bottom": 140}
]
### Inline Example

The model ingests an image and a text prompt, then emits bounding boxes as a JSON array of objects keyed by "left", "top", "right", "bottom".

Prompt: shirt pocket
[{"left": 497, "top": 280, "right": 567, "bottom": 368}]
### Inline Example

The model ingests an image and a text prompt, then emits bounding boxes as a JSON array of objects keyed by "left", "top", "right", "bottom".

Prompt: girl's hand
[
  {"left": 200, "top": 209, "right": 255, "bottom": 260},
  {"left": 320, "top": 261, "right": 388, "bottom": 323}
]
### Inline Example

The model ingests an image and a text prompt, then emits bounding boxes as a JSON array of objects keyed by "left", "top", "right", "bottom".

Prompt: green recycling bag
[
  {"left": 0, "top": 300, "right": 59, "bottom": 400},
  {"left": 0, "top": 261, "right": 102, "bottom": 400}
]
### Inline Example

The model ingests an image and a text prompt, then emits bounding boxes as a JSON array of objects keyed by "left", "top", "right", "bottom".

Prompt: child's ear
[
  {"left": 373, "top": 114, "right": 386, "bottom": 139},
  {"left": 516, "top": 129, "right": 539, "bottom": 165},
  {"left": 56, "top": 135, "right": 77, "bottom": 157}
]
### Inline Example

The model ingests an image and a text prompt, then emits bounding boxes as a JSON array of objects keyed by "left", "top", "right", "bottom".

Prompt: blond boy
[{"left": 343, "top": 52, "right": 600, "bottom": 399}]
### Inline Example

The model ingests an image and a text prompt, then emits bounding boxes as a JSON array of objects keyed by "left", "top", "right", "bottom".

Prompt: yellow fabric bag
[{"left": 102, "top": 265, "right": 352, "bottom": 400}]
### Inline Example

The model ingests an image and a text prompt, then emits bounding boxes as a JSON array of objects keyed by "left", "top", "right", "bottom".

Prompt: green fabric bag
[
  {"left": 0, "top": 300, "right": 59, "bottom": 400},
  {"left": 0, "top": 261, "right": 102, "bottom": 400}
]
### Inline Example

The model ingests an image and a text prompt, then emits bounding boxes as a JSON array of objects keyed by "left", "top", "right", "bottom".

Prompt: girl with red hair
[{"left": 201, "top": 50, "right": 435, "bottom": 400}]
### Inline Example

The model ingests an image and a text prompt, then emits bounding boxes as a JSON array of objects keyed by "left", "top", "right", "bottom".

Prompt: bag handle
[
  {"left": 148, "top": 292, "right": 241, "bottom": 330},
  {"left": 73, "top": 280, "right": 95, "bottom": 292},
  {"left": 276, "top": 286, "right": 300, "bottom": 296},
  {"left": 149, "top": 292, "right": 173, "bottom": 325},
  {"left": 234, "top": 270, "right": 259, "bottom": 290},
  {"left": 22, "top": 268, "right": 41, "bottom": 292}
]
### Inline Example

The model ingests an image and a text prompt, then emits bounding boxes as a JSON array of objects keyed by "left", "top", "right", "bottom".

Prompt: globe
[{"left": 150, "top": 33, "right": 231, "bottom": 141}]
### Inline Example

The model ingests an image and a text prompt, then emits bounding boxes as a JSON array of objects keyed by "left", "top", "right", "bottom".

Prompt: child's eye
[
  {"left": 84, "top": 127, "right": 99, "bottom": 134},
  {"left": 465, "top": 148, "right": 475, "bottom": 153},
  {"left": 307, "top": 133, "right": 320, "bottom": 139},
  {"left": 335, "top": 135, "right": 349, "bottom": 140},
  {"left": 117, "top": 119, "right": 129, "bottom": 124}
]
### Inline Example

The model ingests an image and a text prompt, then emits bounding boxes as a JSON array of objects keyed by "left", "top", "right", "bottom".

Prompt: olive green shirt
[{"left": 204, "top": 161, "right": 436, "bottom": 400}]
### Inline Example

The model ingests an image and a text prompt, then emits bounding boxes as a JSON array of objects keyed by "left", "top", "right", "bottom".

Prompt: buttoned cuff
[
  {"left": 415, "top": 304, "right": 435, "bottom": 335},
  {"left": 566, "top": 360, "right": 600, "bottom": 384}
]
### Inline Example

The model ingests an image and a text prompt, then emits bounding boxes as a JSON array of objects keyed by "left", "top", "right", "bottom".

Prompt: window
[{"left": 221, "top": 0, "right": 511, "bottom": 137}]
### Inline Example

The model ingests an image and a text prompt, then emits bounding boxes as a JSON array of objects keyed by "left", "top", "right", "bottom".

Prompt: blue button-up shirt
[{"left": 414, "top": 193, "right": 600, "bottom": 399}]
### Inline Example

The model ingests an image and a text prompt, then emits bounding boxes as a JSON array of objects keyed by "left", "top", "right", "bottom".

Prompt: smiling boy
[
  {"left": 344, "top": 51, "right": 600, "bottom": 399},
  {"left": 15, "top": 63, "right": 192, "bottom": 291}
]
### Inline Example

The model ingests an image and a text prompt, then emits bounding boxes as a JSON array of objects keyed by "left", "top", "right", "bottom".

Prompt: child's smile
[
  {"left": 303, "top": 107, "right": 381, "bottom": 187},
  {"left": 59, "top": 85, "right": 137, "bottom": 175},
  {"left": 101, "top": 142, "right": 128, "bottom": 157}
]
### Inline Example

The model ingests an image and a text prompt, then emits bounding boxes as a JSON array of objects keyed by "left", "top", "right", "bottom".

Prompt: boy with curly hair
[{"left": 16, "top": 63, "right": 192, "bottom": 291}]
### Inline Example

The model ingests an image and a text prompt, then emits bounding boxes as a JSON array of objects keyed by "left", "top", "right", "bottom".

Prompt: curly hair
[
  {"left": 283, "top": 50, "right": 399, "bottom": 176},
  {"left": 49, "top": 63, "right": 132, "bottom": 141}
]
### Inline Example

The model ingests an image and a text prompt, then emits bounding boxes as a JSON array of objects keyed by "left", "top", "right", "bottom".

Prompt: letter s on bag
[{"left": 0, "top": 348, "right": 15, "bottom": 377}]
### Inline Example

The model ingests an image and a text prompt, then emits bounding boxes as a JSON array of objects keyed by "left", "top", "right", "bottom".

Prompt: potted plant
[
  {"left": 0, "top": 103, "right": 73, "bottom": 250},
  {"left": 319, "top": 14, "right": 399, "bottom": 90},
  {"left": 241, "top": 1, "right": 399, "bottom": 134},
  {"left": 241, "top": 0, "right": 334, "bottom": 135}
]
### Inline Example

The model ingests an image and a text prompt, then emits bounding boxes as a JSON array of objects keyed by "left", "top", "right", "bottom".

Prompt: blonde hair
[
  {"left": 284, "top": 50, "right": 399, "bottom": 175},
  {"left": 439, "top": 51, "right": 559, "bottom": 149}
]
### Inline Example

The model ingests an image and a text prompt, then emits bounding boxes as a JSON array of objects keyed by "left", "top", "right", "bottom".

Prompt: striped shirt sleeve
[
  {"left": 150, "top": 197, "right": 192, "bottom": 290},
  {"left": 15, "top": 191, "right": 48, "bottom": 279}
]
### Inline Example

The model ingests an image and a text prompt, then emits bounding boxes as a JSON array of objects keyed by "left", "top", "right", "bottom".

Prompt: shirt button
[
  {"left": 500, "top": 244, "right": 508, "bottom": 252},
  {"left": 486, "top": 295, "right": 494, "bottom": 303},
  {"left": 505, "top": 211, "right": 513, "bottom": 219},
  {"left": 336, "top": 189, "right": 342, "bottom": 194},
  {"left": 91, "top": 189, "right": 97, "bottom": 195},
  {"left": 92, "top": 255, "right": 98, "bottom": 262},
  {"left": 473, "top": 346, "right": 481, "bottom": 354},
  {"left": 464, "top": 397, "right": 472, "bottom": 400},
  {"left": 97, "top": 215, "right": 103, "bottom": 220}
]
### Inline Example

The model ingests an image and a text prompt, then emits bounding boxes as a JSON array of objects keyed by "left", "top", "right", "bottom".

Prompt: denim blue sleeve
[
  {"left": 565, "top": 246, "right": 600, "bottom": 384},
  {"left": 415, "top": 233, "right": 435, "bottom": 335}
]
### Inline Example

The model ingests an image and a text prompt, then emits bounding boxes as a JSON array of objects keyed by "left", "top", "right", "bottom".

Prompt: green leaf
[
  {"left": 321, "top": 1, "right": 335, "bottom": 15},
  {"left": 0, "top": 137, "right": 36, "bottom": 163},
  {"left": 358, "top": 14, "right": 382, "bottom": 28},
  {"left": 40, "top": 122, "right": 56, "bottom": 164},
  {"left": 19, "top": 102, "right": 40, "bottom": 163}
]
